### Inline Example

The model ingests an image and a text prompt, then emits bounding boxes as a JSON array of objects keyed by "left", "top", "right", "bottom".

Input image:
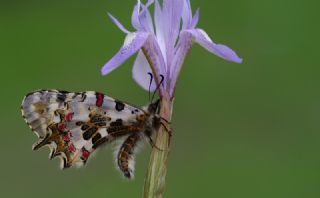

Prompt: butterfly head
[{"left": 147, "top": 99, "right": 160, "bottom": 114}]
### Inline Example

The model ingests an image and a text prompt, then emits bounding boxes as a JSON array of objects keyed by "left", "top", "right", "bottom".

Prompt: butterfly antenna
[
  {"left": 147, "top": 72, "right": 153, "bottom": 102},
  {"left": 151, "top": 74, "right": 164, "bottom": 103}
]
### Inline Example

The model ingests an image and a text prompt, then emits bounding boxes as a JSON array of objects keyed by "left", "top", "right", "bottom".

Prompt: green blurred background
[{"left": 1, "top": 0, "right": 319, "bottom": 197}]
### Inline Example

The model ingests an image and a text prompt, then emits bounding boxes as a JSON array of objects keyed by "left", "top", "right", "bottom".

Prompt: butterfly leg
[
  {"left": 143, "top": 128, "right": 164, "bottom": 151},
  {"left": 159, "top": 118, "right": 173, "bottom": 146},
  {"left": 147, "top": 135, "right": 164, "bottom": 151},
  {"left": 160, "top": 117, "right": 171, "bottom": 124},
  {"left": 160, "top": 120, "right": 172, "bottom": 137}
]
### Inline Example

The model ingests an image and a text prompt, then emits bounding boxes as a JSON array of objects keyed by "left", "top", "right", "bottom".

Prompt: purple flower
[{"left": 101, "top": 0, "right": 242, "bottom": 98}]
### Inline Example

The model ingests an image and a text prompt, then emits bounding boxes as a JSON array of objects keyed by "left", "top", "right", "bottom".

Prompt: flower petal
[
  {"left": 101, "top": 32, "right": 150, "bottom": 76},
  {"left": 154, "top": 0, "right": 167, "bottom": 63},
  {"left": 169, "top": 32, "right": 193, "bottom": 95},
  {"left": 107, "top": 12, "right": 130, "bottom": 34},
  {"left": 186, "top": 29, "right": 242, "bottom": 63},
  {"left": 161, "top": 0, "right": 184, "bottom": 69},
  {"left": 138, "top": 4, "right": 154, "bottom": 33},
  {"left": 182, "top": 0, "right": 192, "bottom": 29},
  {"left": 132, "top": 51, "right": 157, "bottom": 91},
  {"left": 190, "top": 8, "right": 199, "bottom": 29},
  {"left": 131, "top": 0, "right": 142, "bottom": 30},
  {"left": 141, "top": 34, "right": 167, "bottom": 87},
  {"left": 146, "top": 0, "right": 155, "bottom": 6},
  {"left": 132, "top": 0, "right": 155, "bottom": 32}
]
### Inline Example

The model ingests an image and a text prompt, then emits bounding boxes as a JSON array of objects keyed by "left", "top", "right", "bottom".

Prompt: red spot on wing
[
  {"left": 58, "top": 123, "right": 65, "bottom": 131},
  {"left": 96, "top": 93, "right": 104, "bottom": 107},
  {"left": 81, "top": 148, "right": 90, "bottom": 160},
  {"left": 69, "top": 143, "right": 76, "bottom": 153},
  {"left": 66, "top": 112, "right": 74, "bottom": 122},
  {"left": 63, "top": 133, "right": 71, "bottom": 142}
]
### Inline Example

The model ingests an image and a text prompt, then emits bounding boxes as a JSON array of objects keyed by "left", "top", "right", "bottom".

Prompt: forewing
[{"left": 21, "top": 90, "right": 146, "bottom": 168}]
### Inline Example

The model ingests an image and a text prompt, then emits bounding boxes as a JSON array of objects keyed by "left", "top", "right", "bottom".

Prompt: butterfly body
[{"left": 21, "top": 90, "right": 161, "bottom": 178}]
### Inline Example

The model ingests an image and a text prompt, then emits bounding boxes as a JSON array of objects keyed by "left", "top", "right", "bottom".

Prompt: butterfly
[{"left": 20, "top": 89, "right": 164, "bottom": 179}]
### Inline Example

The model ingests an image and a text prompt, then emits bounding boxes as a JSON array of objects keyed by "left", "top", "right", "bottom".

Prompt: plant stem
[{"left": 144, "top": 98, "right": 173, "bottom": 198}]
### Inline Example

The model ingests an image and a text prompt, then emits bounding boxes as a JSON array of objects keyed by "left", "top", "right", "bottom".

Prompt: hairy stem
[{"left": 144, "top": 98, "right": 173, "bottom": 198}]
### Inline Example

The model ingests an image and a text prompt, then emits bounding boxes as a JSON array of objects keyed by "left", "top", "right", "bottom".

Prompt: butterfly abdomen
[{"left": 117, "top": 134, "right": 141, "bottom": 179}]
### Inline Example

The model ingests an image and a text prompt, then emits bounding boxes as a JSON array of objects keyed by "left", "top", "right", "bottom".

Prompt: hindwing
[{"left": 21, "top": 90, "right": 147, "bottom": 169}]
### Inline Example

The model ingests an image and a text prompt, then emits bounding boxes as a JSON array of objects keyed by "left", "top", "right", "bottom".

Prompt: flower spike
[{"left": 102, "top": 0, "right": 242, "bottom": 97}]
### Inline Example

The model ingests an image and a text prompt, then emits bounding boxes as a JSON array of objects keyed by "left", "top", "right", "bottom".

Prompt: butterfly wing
[{"left": 21, "top": 90, "right": 147, "bottom": 169}]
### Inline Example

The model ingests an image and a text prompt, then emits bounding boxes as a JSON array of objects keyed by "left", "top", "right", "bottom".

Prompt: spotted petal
[
  {"left": 185, "top": 28, "right": 242, "bottom": 63},
  {"left": 101, "top": 32, "right": 150, "bottom": 76}
]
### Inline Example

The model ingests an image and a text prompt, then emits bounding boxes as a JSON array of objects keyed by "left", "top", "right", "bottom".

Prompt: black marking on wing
[
  {"left": 92, "top": 137, "right": 109, "bottom": 149},
  {"left": 110, "top": 119, "right": 123, "bottom": 127},
  {"left": 57, "top": 93, "right": 67, "bottom": 102},
  {"left": 91, "top": 114, "right": 107, "bottom": 123},
  {"left": 81, "top": 124, "right": 90, "bottom": 131},
  {"left": 83, "top": 127, "right": 98, "bottom": 140},
  {"left": 92, "top": 133, "right": 102, "bottom": 145},
  {"left": 115, "top": 100, "right": 125, "bottom": 112}
]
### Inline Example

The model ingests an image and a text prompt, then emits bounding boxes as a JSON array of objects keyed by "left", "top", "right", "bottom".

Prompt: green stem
[{"left": 144, "top": 98, "right": 173, "bottom": 198}]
